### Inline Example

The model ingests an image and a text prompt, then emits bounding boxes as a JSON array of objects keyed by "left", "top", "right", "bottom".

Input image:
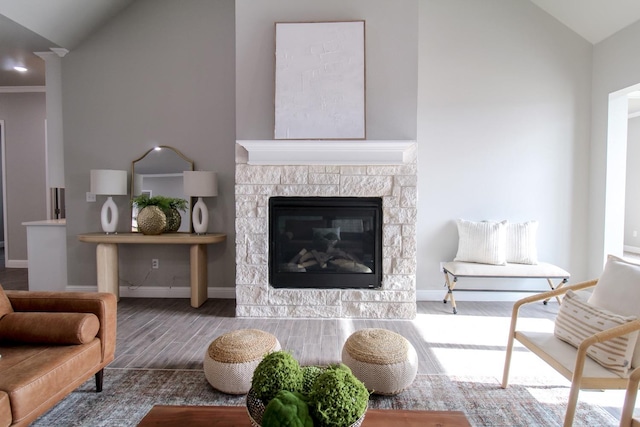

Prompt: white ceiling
[{"left": 1, "top": 0, "right": 640, "bottom": 87}]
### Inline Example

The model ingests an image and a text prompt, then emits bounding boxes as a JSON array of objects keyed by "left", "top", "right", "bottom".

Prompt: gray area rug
[{"left": 33, "top": 368, "right": 618, "bottom": 426}]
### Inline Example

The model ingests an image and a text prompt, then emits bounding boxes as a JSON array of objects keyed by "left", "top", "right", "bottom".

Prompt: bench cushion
[{"left": 442, "top": 261, "right": 570, "bottom": 278}]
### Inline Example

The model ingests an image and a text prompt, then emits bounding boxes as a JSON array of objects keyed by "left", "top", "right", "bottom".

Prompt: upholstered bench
[
  {"left": 341, "top": 328, "right": 418, "bottom": 395},
  {"left": 203, "top": 329, "right": 281, "bottom": 395},
  {"left": 442, "top": 261, "right": 570, "bottom": 314}
]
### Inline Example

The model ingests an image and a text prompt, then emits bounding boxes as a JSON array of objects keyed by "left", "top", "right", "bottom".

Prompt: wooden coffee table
[{"left": 138, "top": 405, "right": 471, "bottom": 426}]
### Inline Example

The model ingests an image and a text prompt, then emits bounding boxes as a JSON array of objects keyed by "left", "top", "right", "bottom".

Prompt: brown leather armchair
[{"left": 0, "top": 288, "right": 117, "bottom": 427}]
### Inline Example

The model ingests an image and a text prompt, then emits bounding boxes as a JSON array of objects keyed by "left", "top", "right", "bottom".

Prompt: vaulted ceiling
[{"left": 1, "top": 0, "right": 640, "bottom": 87}]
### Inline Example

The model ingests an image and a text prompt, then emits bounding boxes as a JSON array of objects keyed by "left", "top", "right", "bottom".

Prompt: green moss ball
[
  {"left": 301, "top": 365, "right": 325, "bottom": 394},
  {"left": 308, "top": 364, "right": 369, "bottom": 427},
  {"left": 251, "top": 351, "right": 303, "bottom": 403}
]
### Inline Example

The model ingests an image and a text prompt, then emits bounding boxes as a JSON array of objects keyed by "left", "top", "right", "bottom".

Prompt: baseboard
[
  {"left": 6, "top": 260, "right": 28, "bottom": 268},
  {"left": 67, "top": 286, "right": 532, "bottom": 303},
  {"left": 417, "top": 289, "right": 541, "bottom": 302},
  {"left": 65, "top": 286, "right": 236, "bottom": 299},
  {"left": 624, "top": 245, "right": 640, "bottom": 255}
]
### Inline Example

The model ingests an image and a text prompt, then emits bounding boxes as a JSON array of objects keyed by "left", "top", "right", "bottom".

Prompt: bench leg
[
  {"left": 543, "top": 278, "right": 568, "bottom": 305},
  {"left": 443, "top": 272, "right": 458, "bottom": 314}
]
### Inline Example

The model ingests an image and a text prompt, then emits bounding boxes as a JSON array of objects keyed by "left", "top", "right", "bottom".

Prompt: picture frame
[{"left": 274, "top": 21, "right": 366, "bottom": 140}]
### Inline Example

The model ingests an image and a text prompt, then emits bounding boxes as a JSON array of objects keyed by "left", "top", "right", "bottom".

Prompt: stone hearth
[{"left": 235, "top": 141, "right": 417, "bottom": 319}]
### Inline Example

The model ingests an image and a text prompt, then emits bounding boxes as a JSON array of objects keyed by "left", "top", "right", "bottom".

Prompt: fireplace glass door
[{"left": 269, "top": 197, "right": 382, "bottom": 289}]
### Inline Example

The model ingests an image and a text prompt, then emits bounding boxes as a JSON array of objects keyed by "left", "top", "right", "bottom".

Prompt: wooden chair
[
  {"left": 620, "top": 366, "right": 640, "bottom": 426},
  {"left": 501, "top": 277, "right": 640, "bottom": 427}
]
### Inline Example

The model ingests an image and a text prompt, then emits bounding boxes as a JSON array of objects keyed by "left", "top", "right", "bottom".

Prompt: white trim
[
  {"left": 1, "top": 120, "right": 6, "bottom": 268},
  {"left": 237, "top": 140, "right": 416, "bottom": 165},
  {"left": 629, "top": 111, "right": 640, "bottom": 119},
  {"left": 66, "top": 285, "right": 237, "bottom": 300},
  {"left": 624, "top": 245, "right": 640, "bottom": 255},
  {"left": 6, "top": 260, "right": 28, "bottom": 268},
  {"left": 0, "top": 86, "right": 46, "bottom": 93},
  {"left": 417, "top": 289, "right": 543, "bottom": 302}
]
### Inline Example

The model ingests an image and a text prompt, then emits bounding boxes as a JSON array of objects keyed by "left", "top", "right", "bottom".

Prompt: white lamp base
[
  {"left": 101, "top": 196, "right": 119, "bottom": 234},
  {"left": 192, "top": 197, "right": 209, "bottom": 234}
]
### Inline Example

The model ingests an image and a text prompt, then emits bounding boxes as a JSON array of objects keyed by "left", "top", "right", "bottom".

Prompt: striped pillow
[
  {"left": 554, "top": 290, "right": 639, "bottom": 377},
  {"left": 454, "top": 219, "right": 507, "bottom": 265},
  {"left": 506, "top": 221, "right": 538, "bottom": 264}
]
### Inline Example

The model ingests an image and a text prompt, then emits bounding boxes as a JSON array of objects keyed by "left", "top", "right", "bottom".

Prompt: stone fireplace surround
[{"left": 235, "top": 140, "right": 417, "bottom": 319}]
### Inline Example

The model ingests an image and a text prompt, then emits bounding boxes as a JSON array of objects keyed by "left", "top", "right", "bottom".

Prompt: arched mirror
[{"left": 131, "top": 146, "right": 194, "bottom": 232}]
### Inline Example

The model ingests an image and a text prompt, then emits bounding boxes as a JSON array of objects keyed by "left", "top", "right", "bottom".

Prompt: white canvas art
[{"left": 274, "top": 21, "right": 365, "bottom": 140}]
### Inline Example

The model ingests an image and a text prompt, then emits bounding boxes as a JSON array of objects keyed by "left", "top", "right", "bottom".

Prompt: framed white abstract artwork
[{"left": 274, "top": 21, "right": 366, "bottom": 140}]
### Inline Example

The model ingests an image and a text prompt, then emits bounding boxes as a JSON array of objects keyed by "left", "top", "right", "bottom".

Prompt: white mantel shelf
[{"left": 237, "top": 140, "right": 416, "bottom": 165}]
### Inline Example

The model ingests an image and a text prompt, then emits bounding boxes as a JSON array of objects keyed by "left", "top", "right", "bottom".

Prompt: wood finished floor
[{"left": 109, "top": 297, "right": 559, "bottom": 373}]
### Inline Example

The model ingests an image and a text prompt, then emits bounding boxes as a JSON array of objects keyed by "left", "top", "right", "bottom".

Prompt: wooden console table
[
  {"left": 138, "top": 405, "right": 471, "bottom": 426},
  {"left": 78, "top": 232, "right": 226, "bottom": 308}
]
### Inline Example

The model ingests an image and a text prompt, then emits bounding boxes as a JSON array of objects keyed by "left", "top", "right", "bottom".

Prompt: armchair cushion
[
  {"left": 0, "top": 285, "right": 13, "bottom": 319},
  {"left": 0, "top": 312, "right": 100, "bottom": 345},
  {"left": 587, "top": 255, "right": 640, "bottom": 368},
  {"left": 555, "top": 290, "right": 639, "bottom": 377}
]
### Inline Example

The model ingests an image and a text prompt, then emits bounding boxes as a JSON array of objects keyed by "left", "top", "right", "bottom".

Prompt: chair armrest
[
  {"left": 512, "top": 278, "right": 597, "bottom": 312},
  {"left": 506, "top": 279, "right": 598, "bottom": 351},
  {"left": 5, "top": 291, "right": 117, "bottom": 363},
  {"left": 577, "top": 318, "right": 640, "bottom": 352}
]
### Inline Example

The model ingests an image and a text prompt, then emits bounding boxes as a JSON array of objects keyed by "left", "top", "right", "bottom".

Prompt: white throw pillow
[
  {"left": 454, "top": 219, "right": 507, "bottom": 265},
  {"left": 588, "top": 255, "right": 640, "bottom": 368},
  {"left": 506, "top": 221, "right": 538, "bottom": 265},
  {"left": 555, "top": 290, "right": 638, "bottom": 377}
]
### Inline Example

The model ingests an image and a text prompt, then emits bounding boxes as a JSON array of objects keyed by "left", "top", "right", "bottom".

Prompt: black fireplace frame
[{"left": 269, "top": 196, "right": 383, "bottom": 289}]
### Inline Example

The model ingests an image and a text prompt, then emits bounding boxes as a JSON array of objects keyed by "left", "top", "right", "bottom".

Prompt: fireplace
[
  {"left": 269, "top": 197, "right": 382, "bottom": 289},
  {"left": 235, "top": 140, "right": 417, "bottom": 319}
]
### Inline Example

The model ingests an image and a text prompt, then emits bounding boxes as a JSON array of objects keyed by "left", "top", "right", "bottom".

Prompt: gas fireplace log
[
  {"left": 288, "top": 248, "right": 307, "bottom": 264},
  {"left": 311, "top": 250, "right": 330, "bottom": 268},
  {"left": 299, "top": 259, "right": 318, "bottom": 268}
]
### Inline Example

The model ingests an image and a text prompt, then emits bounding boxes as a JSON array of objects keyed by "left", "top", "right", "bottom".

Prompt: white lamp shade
[
  {"left": 90, "top": 169, "right": 128, "bottom": 195},
  {"left": 183, "top": 171, "right": 218, "bottom": 197}
]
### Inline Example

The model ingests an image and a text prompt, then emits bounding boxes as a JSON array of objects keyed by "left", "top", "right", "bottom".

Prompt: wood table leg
[
  {"left": 190, "top": 244, "right": 208, "bottom": 308},
  {"left": 96, "top": 243, "right": 119, "bottom": 301}
]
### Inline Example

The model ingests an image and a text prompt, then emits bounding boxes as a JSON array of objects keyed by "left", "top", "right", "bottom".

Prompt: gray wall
[
  {"left": 235, "top": 0, "right": 418, "bottom": 141},
  {"left": 416, "top": 0, "right": 593, "bottom": 292},
  {"left": 0, "top": 92, "right": 47, "bottom": 263},
  {"left": 59, "top": 0, "right": 614, "bottom": 296},
  {"left": 63, "top": 0, "right": 236, "bottom": 289},
  {"left": 590, "top": 20, "right": 640, "bottom": 276},
  {"left": 625, "top": 116, "right": 640, "bottom": 249}
]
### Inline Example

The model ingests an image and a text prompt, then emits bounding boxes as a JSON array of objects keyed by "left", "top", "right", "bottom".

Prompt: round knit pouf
[
  {"left": 204, "top": 329, "right": 281, "bottom": 395},
  {"left": 342, "top": 328, "right": 418, "bottom": 395}
]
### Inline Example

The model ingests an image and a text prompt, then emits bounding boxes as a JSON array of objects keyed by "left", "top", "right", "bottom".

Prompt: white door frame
[{"left": 1, "top": 119, "right": 7, "bottom": 267}]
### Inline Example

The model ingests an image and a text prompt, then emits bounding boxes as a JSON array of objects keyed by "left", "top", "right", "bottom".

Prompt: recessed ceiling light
[{"left": 13, "top": 66, "right": 27, "bottom": 72}]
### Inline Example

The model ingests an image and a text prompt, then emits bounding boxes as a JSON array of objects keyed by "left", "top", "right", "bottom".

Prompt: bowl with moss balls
[{"left": 247, "top": 351, "right": 369, "bottom": 427}]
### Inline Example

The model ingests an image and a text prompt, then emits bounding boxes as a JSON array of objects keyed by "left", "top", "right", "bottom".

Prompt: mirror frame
[{"left": 131, "top": 145, "right": 195, "bottom": 233}]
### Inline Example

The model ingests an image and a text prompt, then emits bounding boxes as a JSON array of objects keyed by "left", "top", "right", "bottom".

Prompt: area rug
[{"left": 32, "top": 368, "right": 618, "bottom": 426}]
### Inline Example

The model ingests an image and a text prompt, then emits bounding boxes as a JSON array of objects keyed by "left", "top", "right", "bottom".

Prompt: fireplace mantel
[{"left": 237, "top": 140, "right": 415, "bottom": 165}]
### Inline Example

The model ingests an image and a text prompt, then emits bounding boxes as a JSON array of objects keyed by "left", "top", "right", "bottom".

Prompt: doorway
[{"left": 604, "top": 83, "right": 640, "bottom": 263}]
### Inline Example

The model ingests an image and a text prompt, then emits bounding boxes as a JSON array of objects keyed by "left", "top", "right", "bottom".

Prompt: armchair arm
[
  {"left": 5, "top": 291, "right": 117, "bottom": 363},
  {"left": 512, "top": 279, "right": 597, "bottom": 312}
]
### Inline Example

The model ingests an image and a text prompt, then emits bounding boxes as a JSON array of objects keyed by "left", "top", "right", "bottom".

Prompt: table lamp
[
  {"left": 183, "top": 171, "right": 218, "bottom": 234},
  {"left": 90, "top": 169, "right": 128, "bottom": 233}
]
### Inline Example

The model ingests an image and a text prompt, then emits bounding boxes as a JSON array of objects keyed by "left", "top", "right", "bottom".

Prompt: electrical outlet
[
  {"left": 86, "top": 192, "right": 96, "bottom": 202},
  {"left": 152, "top": 259, "right": 159, "bottom": 269},
  {"left": 634, "top": 230, "right": 638, "bottom": 238}
]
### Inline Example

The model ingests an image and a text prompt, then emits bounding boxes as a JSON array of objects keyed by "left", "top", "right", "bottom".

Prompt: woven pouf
[
  {"left": 204, "top": 329, "right": 281, "bottom": 395},
  {"left": 342, "top": 328, "right": 418, "bottom": 395}
]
